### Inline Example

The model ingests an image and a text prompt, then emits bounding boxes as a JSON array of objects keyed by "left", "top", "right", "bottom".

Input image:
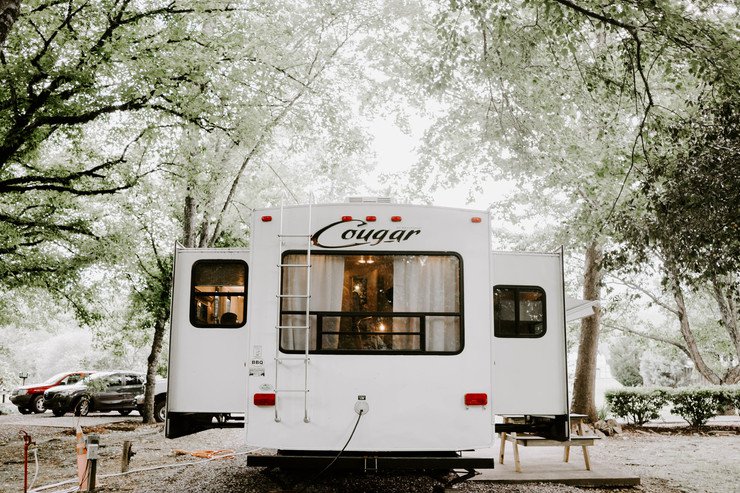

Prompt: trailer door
[
  {"left": 166, "top": 248, "right": 249, "bottom": 438},
  {"left": 492, "top": 252, "right": 568, "bottom": 417}
]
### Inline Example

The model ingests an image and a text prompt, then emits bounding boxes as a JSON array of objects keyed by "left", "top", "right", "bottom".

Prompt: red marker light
[
  {"left": 464, "top": 393, "right": 488, "bottom": 406},
  {"left": 261, "top": 216, "right": 272, "bottom": 222},
  {"left": 471, "top": 217, "right": 482, "bottom": 223},
  {"left": 341, "top": 216, "right": 353, "bottom": 222},
  {"left": 365, "top": 215, "right": 377, "bottom": 222},
  {"left": 391, "top": 216, "right": 402, "bottom": 222},
  {"left": 254, "top": 393, "right": 276, "bottom": 406}
]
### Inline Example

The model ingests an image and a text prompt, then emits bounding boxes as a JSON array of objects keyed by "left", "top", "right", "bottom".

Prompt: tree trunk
[
  {"left": 0, "top": 0, "right": 21, "bottom": 48},
  {"left": 571, "top": 242, "right": 603, "bottom": 422},
  {"left": 183, "top": 190, "right": 197, "bottom": 248},
  {"left": 711, "top": 277, "right": 740, "bottom": 360},
  {"left": 667, "top": 268, "right": 722, "bottom": 384},
  {"left": 143, "top": 313, "right": 168, "bottom": 423}
]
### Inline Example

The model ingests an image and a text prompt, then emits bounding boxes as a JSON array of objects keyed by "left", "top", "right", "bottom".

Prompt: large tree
[
  {"left": 366, "top": 0, "right": 737, "bottom": 419},
  {"left": 0, "top": 0, "right": 240, "bottom": 286}
]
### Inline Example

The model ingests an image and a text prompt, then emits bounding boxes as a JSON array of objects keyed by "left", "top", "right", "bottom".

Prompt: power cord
[{"left": 297, "top": 410, "right": 364, "bottom": 493}]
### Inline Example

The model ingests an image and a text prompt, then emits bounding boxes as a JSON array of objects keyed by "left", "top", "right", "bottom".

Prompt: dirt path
[{"left": 1, "top": 419, "right": 738, "bottom": 493}]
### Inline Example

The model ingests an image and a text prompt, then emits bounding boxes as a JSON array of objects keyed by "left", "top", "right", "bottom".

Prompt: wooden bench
[{"left": 498, "top": 414, "right": 598, "bottom": 472}]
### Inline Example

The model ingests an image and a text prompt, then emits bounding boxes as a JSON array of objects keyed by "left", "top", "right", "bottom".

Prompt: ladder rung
[
  {"left": 275, "top": 325, "right": 309, "bottom": 330},
  {"left": 277, "top": 294, "right": 310, "bottom": 298},
  {"left": 278, "top": 234, "right": 312, "bottom": 238},
  {"left": 279, "top": 263, "right": 311, "bottom": 268},
  {"left": 275, "top": 389, "right": 310, "bottom": 393}
]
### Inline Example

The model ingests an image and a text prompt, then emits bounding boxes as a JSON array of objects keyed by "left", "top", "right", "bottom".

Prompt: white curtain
[
  {"left": 392, "top": 256, "right": 460, "bottom": 351},
  {"left": 281, "top": 254, "right": 344, "bottom": 350}
]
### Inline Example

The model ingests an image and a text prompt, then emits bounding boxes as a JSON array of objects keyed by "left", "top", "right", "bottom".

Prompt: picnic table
[{"left": 498, "top": 414, "right": 598, "bottom": 472}]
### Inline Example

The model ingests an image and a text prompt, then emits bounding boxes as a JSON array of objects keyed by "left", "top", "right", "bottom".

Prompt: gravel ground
[{"left": 1, "top": 416, "right": 738, "bottom": 493}]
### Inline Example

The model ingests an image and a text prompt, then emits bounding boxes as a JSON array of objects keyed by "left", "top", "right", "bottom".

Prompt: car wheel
[
  {"left": 118, "top": 409, "right": 132, "bottom": 416},
  {"left": 52, "top": 409, "right": 66, "bottom": 417},
  {"left": 154, "top": 399, "right": 166, "bottom": 423},
  {"left": 18, "top": 407, "right": 32, "bottom": 415},
  {"left": 74, "top": 397, "right": 90, "bottom": 417},
  {"left": 31, "top": 395, "right": 46, "bottom": 413}
]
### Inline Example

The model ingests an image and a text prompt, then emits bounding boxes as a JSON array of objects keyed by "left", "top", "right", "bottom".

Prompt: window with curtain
[
  {"left": 493, "top": 286, "right": 546, "bottom": 338},
  {"left": 280, "top": 252, "right": 463, "bottom": 354},
  {"left": 190, "top": 260, "right": 248, "bottom": 328}
]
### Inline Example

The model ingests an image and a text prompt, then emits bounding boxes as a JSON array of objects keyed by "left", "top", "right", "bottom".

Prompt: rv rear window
[
  {"left": 190, "top": 260, "right": 248, "bottom": 328},
  {"left": 493, "top": 286, "right": 546, "bottom": 338},
  {"left": 279, "top": 252, "right": 463, "bottom": 354}
]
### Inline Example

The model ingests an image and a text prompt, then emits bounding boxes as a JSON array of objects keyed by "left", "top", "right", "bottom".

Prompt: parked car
[
  {"left": 135, "top": 378, "right": 167, "bottom": 422},
  {"left": 10, "top": 371, "right": 93, "bottom": 414},
  {"left": 44, "top": 371, "right": 145, "bottom": 417}
]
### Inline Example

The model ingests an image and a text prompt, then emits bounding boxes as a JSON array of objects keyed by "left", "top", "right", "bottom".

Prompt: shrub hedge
[{"left": 605, "top": 385, "right": 740, "bottom": 427}]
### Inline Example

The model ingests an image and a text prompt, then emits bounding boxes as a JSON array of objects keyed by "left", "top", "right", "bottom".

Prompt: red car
[{"left": 10, "top": 371, "right": 93, "bottom": 414}]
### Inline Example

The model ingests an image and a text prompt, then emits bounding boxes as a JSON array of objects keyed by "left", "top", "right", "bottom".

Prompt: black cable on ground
[{"left": 296, "top": 410, "right": 364, "bottom": 493}]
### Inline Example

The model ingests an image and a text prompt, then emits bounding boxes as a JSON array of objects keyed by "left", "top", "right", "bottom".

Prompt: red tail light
[
  {"left": 254, "top": 393, "right": 276, "bottom": 406},
  {"left": 365, "top": 215, "right": 377, "bottom": 222},
  {"left": 261, "top": 216, "right": 272, "bottom": 222},
  {"left": 341, "top": 216, "right": 353, "bottom": 222},
  {"left": 464, "top": 393, "right": 488, "bottom": 406},
  {"left": 391, "top": 216, "right": 402, "bottom": 222}
]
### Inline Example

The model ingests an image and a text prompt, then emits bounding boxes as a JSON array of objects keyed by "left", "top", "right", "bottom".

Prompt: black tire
[
  {"left": 30, "top": 395, "right": 46, "bottom": 413},
  {"left": 154, "top": 399, "right": 166, "bottom": 423},
  {"left": 52, "top": 408, "right": 66, "bottom": 417},
  {"left": 18, "top": 407, "right": 32, "bottom": 415},
  {"left": 119, "top": 409, "right": 132, "bottom": 416},
  {"left": 74, "top": 397, "right": 90, "bottom": 417}
]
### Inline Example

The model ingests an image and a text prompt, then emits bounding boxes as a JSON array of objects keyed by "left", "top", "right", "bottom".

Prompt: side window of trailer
[
  {"left": 279, "top": 252, "right": 463, "bottom": 354},
  {"left": 190, "top": 260, "right": 248, "bottom": 328},
  {"left": 493, "top": 286, "right": 546, "bottom": 338}
]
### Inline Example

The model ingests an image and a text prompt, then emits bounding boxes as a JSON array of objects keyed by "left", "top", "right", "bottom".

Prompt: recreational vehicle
[{"left": 166, "top": 200, "right": 577, "bottom": 473}]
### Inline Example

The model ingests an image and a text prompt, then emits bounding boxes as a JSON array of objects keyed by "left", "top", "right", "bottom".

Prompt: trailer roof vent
[{"left": 346, "top": 196, "right": 394, "bottom": 204}]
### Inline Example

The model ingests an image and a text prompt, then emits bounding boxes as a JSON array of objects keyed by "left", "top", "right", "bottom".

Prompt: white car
[{"left": 135, "top": 378, "right": 167, "bottom": 422}]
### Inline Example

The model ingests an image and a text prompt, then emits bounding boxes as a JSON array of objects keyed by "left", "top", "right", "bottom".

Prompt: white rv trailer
[{"left": 166, "top": 200, "right": 570, "bottom": 472}]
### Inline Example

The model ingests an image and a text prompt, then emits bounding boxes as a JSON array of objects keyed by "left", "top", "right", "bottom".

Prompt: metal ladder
[{"left": 273, "top": 198, "right": 313, "bottom": 423}]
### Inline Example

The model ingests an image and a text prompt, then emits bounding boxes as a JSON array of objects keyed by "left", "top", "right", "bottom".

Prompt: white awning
[{"left": 565, "top": 297, "right": 599, "bottom": 322}]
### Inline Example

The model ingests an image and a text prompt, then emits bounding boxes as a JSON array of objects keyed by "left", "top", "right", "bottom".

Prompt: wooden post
[{"left": 121, "top": 441, "right": 133, "bottom": 473}]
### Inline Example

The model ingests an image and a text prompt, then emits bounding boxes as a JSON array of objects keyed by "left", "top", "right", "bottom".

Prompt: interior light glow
[{"left": 378, "top": 323, "right": 386, "bottom": 332}]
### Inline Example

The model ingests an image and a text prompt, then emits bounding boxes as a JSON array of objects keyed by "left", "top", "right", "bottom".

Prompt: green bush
[
  {"left": 669, "top": 387, "right": 726, "bottom": 427},
  {"left": 605, "top": 388, "right": 668, "bottom": 425},
  {"left": 719, "top": 385, "right": 740, "bottom": 414}
]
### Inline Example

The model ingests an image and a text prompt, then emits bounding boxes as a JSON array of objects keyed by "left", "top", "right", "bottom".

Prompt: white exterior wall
[
  {"left": 491, "top": 252, "right": 569, "bottom": 416},
  {"left": 168, "top": 248, "right": 249, "bottom": 414},
  {"left": 245, "top": 204, "right": 494, "bottom": 452}
]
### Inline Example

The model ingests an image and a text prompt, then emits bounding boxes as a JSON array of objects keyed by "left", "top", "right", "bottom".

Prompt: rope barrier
[{"left": 29, "top": 448, "right": 263, "bottom": 493}]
